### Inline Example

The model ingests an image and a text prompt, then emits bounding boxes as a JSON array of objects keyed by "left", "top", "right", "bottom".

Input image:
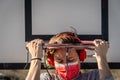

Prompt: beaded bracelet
[{"left": 31, "top": 58, "right": 41, "bottom": 61}]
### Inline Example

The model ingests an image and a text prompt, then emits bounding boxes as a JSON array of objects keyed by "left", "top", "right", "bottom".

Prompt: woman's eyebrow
[
  {"left": 54, "top": 55, "right": 61, "bottom": 59},
  {"left": 67, "top": 56, "right": 74, "bottom": 59}
]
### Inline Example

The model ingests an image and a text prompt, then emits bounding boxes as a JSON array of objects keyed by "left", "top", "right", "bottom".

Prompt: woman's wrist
[
  {"left": 96, "top": 55, "right": 107, "bottom": 60},
  {"left": 95, "top": 52, "right": 107, "bottom": 60},
  {"left": 31, "top": 58, "right": 42, "bottom": 61},
  {"left": 31, "top": 57, "right": 42, "bottom": 61}
]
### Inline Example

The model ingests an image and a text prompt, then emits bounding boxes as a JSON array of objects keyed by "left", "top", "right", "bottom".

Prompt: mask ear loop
[
  {"left": 66, "top": 48, "right": 69, "bottom": 79},
  {"left": 42, "top": 44, "right": 53, "bottom": 79}
]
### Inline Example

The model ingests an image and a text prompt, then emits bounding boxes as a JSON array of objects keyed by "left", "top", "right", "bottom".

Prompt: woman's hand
[
  {"left": 26, "top": 39, "right": 44, "bottom": 59},
  {"left": 26, "top": 39, "right": 44, "bottom": 80},
  {"left": 93, "top": 39, "right": 109, "bottom": 59},
  {"left": 93, "top": 40, "right": 113, "bottom": 79}
]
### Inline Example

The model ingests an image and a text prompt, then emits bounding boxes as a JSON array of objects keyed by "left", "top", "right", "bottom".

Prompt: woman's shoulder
[
  {"left": 40, "top": 72, "right": 51, "bottom": 79},
  {"left": 40, "top": 72, "right": 62, "bottom": 80},
  {"left": 74, "top": 69, "right": 99, "bottom": 80},
  {"left": 75, "top": 69, "right": 114, "bottom": 80}
]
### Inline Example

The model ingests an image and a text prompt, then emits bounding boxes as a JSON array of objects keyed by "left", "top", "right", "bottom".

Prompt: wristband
[{"left": 31, "top": 58, "right": 41, "bottom": 61}]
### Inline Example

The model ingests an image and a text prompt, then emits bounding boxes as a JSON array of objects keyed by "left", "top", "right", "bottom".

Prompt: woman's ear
[
  {"left": 47, "top": 57, "right": 54, "bottom": 67},
  {"left": 79, "top": 50, "right": 86, "bottom": 62},
  {"left": 47, "top": 52, "right": 54, "bottom": 67}
]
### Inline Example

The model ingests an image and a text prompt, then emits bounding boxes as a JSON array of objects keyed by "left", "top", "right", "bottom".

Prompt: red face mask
[{"left": 55, "top": 61, "right": 80, "bottom": 80}]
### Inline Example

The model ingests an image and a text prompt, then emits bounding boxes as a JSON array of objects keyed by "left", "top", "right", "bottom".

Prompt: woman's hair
[
  {"left": 46, "top": 32, "right": 86, "bottom": 67},
  {"left": 49, "top": 32, "right": 80, "bottom": 44}
]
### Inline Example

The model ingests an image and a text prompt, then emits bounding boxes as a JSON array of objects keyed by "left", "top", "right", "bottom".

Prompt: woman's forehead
[{"left": 54, "top": 48, "right": 77, "bottom": 57}]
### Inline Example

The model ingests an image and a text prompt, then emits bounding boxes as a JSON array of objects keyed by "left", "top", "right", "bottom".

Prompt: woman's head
[
  {"left": 46, "top": 32, "right": 86, "bottom": 79},
  {"left": 46, "top": 32, "right": 86, "bottom": 67}
]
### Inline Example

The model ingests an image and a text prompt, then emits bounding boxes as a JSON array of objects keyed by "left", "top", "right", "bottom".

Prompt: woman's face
[{"left": 54, "top": 48, "right": 80, "bottom": 64}]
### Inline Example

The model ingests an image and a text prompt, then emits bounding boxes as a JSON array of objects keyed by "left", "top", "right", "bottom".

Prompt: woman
[{"left": 26, "top": 32, "right": 114, "bottom": 80}]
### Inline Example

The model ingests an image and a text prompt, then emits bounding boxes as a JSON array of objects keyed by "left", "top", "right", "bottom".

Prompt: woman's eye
[
  {"left": 68, "top": 58, "right": 75, "bottom": 62},
  {"left": 56, "top": 59, "right": 63, "bottom": 63}
]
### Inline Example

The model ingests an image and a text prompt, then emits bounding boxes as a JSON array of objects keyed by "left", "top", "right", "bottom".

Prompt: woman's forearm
[
  {"left": 97, "top": 56, "right": 112, "bottom": 80},
  {"left": 26, "top": 60, "right": 41, "bottom": 80}
]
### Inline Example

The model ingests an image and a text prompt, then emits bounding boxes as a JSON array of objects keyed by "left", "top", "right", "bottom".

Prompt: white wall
[
  {"left": 0, "top": 0, "right": 26, "bottom": 62},
  {"left": 108, "top": 0, "right": 120, "bottom": 62},
  {"left": 32, "top": 0, "right": 101, "bottom": 35},
  {"left": 0, "top": 0, "right": 120, "bottom": 63}
]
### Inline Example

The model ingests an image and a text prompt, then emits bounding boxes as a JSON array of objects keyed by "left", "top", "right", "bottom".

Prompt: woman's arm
[
  {"left": 26, "top": 39, "right": 44, "bottom": 80},
  {"left": 94, "top": 39, "right": 113, "bottom": 80},
  {"left": 26, "top": 60, "right": 41, "bottom": 80}
]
